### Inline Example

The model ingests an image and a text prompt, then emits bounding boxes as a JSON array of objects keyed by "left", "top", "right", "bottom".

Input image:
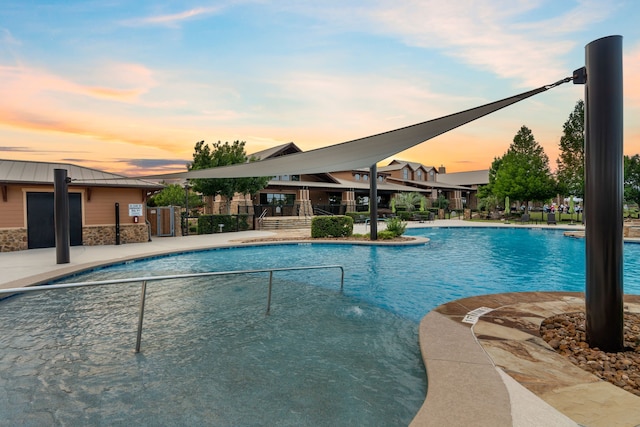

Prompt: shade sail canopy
[{"left": 138, "top": 78, "right": 570, "bottom": 181}]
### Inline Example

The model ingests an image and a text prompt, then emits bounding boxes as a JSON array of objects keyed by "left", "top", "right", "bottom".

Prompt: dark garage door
[{"left": 27, "top": 192, "right": 82, "bottom": 249}]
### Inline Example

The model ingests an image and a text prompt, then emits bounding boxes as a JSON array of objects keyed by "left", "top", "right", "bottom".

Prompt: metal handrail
[
  {"left": 0, "top": 265, "right": 345, "bottom": 353},
  {"left": 313, "top": 207, "right": 334, "bottom": 216},
  {"left": 258, "top": 208, "right": 268, "bottom": 223}
]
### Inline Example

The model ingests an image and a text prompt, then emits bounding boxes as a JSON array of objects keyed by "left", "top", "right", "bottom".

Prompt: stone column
[
  {"left": 450, "top": 190, "right": 462, "bottom": 210},
  {"left": 294, "top": 189, "right": 313, "bottom": 216},
  {"left": 341, "top": 190, "right": 356, "bottom": 213}
]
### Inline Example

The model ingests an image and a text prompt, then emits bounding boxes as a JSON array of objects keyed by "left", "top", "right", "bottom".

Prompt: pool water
[{"left": 2, "top": 228, "right": 640, "bottom": 425}]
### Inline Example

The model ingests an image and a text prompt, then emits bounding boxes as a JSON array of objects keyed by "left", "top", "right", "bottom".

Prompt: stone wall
[
  {"left": 0, "top": 228, "right": 27, "bottom": 252},
  {"left": 624, "top": 221, "right": 640, "bottom": 238},
  {"left": 83, "top": 224, "right": 149, "bottom": 246}
]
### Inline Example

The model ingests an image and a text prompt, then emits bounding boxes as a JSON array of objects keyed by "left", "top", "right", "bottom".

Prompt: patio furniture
[
  {"left": 520, "top": 214, "right": 530, "bottom": 224},
  {"left": 547, "top": 213, "right": 557, "bottom": 225}
]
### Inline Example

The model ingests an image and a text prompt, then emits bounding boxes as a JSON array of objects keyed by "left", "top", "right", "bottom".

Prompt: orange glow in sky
[{"left": 1, "top": 2, "right": 640, "bottom": 176}]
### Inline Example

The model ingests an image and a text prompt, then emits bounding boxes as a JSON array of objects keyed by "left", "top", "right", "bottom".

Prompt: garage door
[{"left": 26, "top": 192, "right": 83, "bottom": 249}]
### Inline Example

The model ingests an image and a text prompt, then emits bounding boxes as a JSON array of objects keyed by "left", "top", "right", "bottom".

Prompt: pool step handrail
[{"left": 0, "top": 265, "right": 345, "bottom": 353}]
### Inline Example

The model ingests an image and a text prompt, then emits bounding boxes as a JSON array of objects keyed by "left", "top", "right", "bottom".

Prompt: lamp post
[{"left": 184, "top": 182, "right": 190, "bottom": 236}]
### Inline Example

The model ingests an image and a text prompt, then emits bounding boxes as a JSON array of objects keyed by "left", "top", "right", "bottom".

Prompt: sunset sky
[{"left": 1, "top": 1, "right": 639, "bottom": 176}]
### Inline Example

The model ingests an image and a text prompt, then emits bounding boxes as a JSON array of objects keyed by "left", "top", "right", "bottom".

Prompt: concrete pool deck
[{"left": 2, "top": 220, "right": 640, "bottom": 426}]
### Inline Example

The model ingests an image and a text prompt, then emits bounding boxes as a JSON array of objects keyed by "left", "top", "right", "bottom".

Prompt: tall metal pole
[
  {"left": 184, "top": 182, "right": 190, "bottom": 236},
  {"left": 369, "top": 164, "right": 378, "bottom": 240},
  {"left": 115, "top": 202, "right": 121, "bottom": 245},
  {"left": 54, "top": 169, "right": 70, "bottom": 264},
  {"left": 584, "top": 35, "right": 624, "bottom": 352}
]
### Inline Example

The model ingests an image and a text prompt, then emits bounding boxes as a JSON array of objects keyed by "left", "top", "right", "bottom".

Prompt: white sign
[{"left": 128, "top": 203, "right": 143, "bottom": 216}]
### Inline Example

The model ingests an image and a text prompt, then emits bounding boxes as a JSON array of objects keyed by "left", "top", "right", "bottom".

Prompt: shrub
[
  {"left": 385, "top": 217, "right": 407, "bottom": 237},
  {"left": 311, "top": 216, "right": 354, "bottom": 238},
  {"left": 396, "top": 211, "right": 413, "bottom": 221},
  {"left": 377, "top": 230, "right": 396, "bottom": 240}
]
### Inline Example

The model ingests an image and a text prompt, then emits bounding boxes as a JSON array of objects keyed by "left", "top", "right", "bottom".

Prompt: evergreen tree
[
  {"left": 492, "top": 126, "right": 556, "bottom": 206},
  {"left": 556, "top": 100, "right": 585, "bottom": 197},
  {"left": 477, "top": 156, "right": 502, "bottom": 200}
]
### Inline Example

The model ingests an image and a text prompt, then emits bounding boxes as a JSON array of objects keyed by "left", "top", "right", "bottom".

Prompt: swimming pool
[{"left": 2, "top": 228, "right": 640, "bottom": 425}]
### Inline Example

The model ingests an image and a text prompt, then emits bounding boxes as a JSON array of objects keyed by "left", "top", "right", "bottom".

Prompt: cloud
[
  {"left": 0, "top": 28, "right": 20, "bottom": 46},
  {"left": 262, "top": 70, "right": 476, "bottom": 135},
  {"left": 367, "top": 0, "right": 614, "bottom": 86},
  {"left": 120, "top": 6, "right": 224, "bottom": 28},
  {"left": 125, "top": 158, "right": 190, "bottom": 169},
  {"left": 0, "top": 146, "right": 87, "bottom": 154},
  {"left": 0, "top": 146, "right": 37, "bottom": 152},
  {"left": 0, "top": 64, "right": 153, "bottom": 106},
  {"left": 0, "top": 105, "right": 194, "bottom": 155}
]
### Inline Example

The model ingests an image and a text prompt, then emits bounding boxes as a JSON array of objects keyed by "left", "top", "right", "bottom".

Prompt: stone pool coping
[{"left": 411, "top": 292, "right": 640, "bottom": 426}]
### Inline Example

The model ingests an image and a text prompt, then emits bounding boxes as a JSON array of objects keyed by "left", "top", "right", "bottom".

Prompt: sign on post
[{"left": 128, "top": 204, "right": 143, "bottom": 217}]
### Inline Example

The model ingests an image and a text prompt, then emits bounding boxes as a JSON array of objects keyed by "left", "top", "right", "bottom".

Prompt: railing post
[
  {"left": 266, "top": 271, "right": 273, "bottom": 315},
  {"left": 135, "top": 281, "right": 148, "bottom": 353}
]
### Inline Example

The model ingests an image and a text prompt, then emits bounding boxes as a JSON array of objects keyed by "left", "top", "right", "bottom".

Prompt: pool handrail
[{"left": 0, "top": 264, "right": 345, "bottom": 353}]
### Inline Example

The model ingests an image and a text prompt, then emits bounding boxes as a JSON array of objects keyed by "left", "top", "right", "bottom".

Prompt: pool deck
[{"left": 2, "top": 220, "right": 640, "bottom": 426}]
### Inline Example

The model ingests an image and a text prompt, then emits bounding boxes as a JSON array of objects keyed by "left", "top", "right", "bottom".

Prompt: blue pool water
[
  {"left": 75, "top": 227, "right": 640, "bottom": 321},
  {"left": 2, "top": 227, "right": 640, "bottom": 426}
]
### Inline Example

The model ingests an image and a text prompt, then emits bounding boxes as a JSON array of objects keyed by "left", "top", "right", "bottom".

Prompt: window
[
  {"left": 260, "top": 193, "right": 295, "bottom": 205},
  {"left": 363, "top": 174, "right": 369, "bottom": 181},
  {"left": 403, "top": 168, "right": 409, "bottom": 180},
  {"left": 378, "top": 176, "right": 383, "bottom": 183},
  {"left": 416, "top": 170, "right": 422, "bottom": 180},
  {"left": 272, "top": 175, "right": 300, "bottom": 181},
  {"left": 355, "top": 173, "right": 360, "bottom": 181}
]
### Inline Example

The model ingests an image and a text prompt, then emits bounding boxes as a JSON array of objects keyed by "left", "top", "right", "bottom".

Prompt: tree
[
  {"left": 188, "top": 140, "right": 271, "bottom": 213},
  {"left": 477, "top": 156, "right": 502, "bottom": 200},
  {"left": 624, "top": 154, "right": 640, "bottom": 206},
  {"left": 394, "top": 192, "right": 423, "bottom": 212},
  {"left": 556, "top": 100, "right": 585, "bottom": 197},
  {"left": 149, "top": 183, "right": 202, "bottom": 209},
  {"left": 492, "top": 126, "right": 556, "bottom": 206}
]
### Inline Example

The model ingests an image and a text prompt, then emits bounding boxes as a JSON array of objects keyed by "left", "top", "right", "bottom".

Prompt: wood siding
[
  {"left": 0, "top": 185, "right": 25, "bottom": 227},
  {"left": 83, "top": 187, "right": 145, "bottom": 225}
]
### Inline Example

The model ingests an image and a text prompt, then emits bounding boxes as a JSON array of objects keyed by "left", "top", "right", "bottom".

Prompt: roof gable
[
  {"left": 0, "top": 159, "right": 162, "bottom": 188},
  {"left": 250, "top": 142, "right": 302, "bottom": 160}
]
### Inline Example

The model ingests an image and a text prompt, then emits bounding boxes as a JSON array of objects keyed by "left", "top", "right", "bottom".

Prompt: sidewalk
[{"left": 0, "top": 229, "right": 276, "bottom": 289}]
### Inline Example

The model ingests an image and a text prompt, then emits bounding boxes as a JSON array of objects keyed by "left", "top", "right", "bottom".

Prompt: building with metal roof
[{"left": 1, "top": 159, "right": 162, "bottom": 252}]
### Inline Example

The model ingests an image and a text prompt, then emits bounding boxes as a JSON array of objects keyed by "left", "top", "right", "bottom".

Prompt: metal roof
[
  {"left": 379, "top": 160, "right": 436, "bottom": 172},
  {"left": 0, "top": 159, "right": 163, "bottom": 188},
  {"left": 438, "top": 170, "right": 490, "bottom": 186}
]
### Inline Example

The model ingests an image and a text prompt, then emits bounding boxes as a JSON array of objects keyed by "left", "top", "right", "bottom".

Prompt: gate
[{"left": 147, "top": 206, "right": 175, "bottom": 237}]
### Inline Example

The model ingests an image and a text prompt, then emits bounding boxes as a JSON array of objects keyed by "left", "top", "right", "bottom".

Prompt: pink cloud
[{"left": 0, "top": 64, "right": 153, "bottom": 105}]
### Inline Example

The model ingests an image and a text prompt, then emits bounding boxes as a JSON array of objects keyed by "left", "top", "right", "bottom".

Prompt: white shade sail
[{"left": 137, "top": 78, "right": 570, "bottom": 181}]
